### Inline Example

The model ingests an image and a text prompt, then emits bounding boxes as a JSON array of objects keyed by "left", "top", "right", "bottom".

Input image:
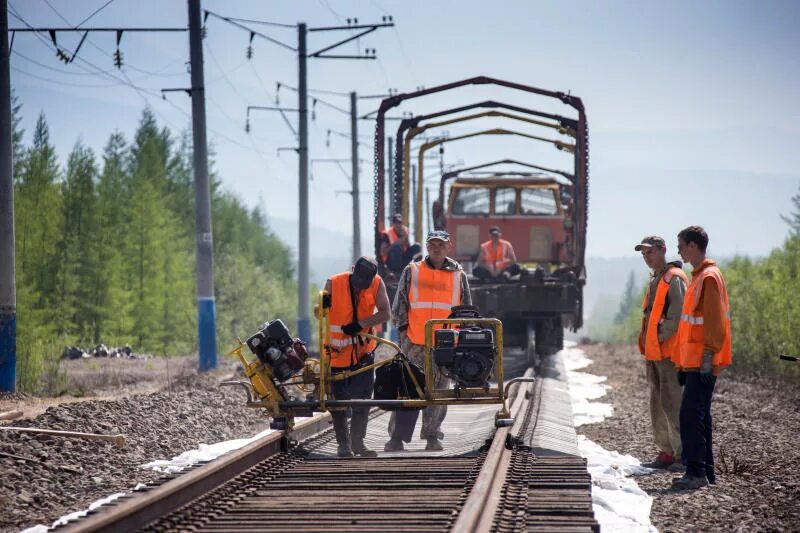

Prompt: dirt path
[{"left": 579, "top": 343, "right": 800, "bottom": 532}]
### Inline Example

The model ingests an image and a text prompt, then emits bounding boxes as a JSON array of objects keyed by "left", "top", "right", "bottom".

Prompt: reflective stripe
[
  {"left": 329, "top": 325, "right": 343, "bottom": 333},
  {"left": 329, "top": 337, "right": 352, "bottom": 348},
  {"left": 681, "top": 314, "right": 704, "bottom": 325},
  {"left": 410, "top": 301, "right": 453, "bottom": 311},
  {"left": 450, "top": 270, "right": 460, "bottom": 306},
  {"left": 410, "top": 262, "right": 419, "bottom": 303}
]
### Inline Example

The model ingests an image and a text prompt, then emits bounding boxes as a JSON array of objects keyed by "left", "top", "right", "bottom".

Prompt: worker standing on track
[
  {"left": 323, "top": 256, "right": 390, "bottom": 458},
  {"left": 473, "top": 226, "right": 521, "bottom": 281},
  {"left": 384, "top": 230, "right": 472, "bottom": 452},
  {"left": 634, "top": 236, "right": 687, "bottom": 471},
  {"left": 671, "top": 226, "right": 732, "bottom": 490}
]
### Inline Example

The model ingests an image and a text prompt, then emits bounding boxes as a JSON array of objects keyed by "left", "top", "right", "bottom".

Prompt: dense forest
[
  {"left": 591, "top": 199, "right": 800, "bottom": 378},
  {"left": 11, "top": 95, "right": 297, "bottom": 393}
]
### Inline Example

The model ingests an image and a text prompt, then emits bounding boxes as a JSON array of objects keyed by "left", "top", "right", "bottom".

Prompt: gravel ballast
[
  {"left": 0, "top": 365, "right": 269, "bottom": 532},
  {"left": 579, "top": 343, "right": 800, "bottom": 532}
]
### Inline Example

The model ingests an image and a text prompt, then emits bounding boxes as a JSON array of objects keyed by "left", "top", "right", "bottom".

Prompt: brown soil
[{"left": 580, "top": 343, "right": 800, "bottom": 532}]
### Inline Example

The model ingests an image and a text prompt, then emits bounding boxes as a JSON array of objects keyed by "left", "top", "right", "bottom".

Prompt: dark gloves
[
  {"left": 677, "top": 371, "right": 686, "bottom": 387},
  {"left": 322, "top": 294, "right": 332, "bottom": 309},
  {"left": 699, "top": 349, "right": 715, "bottom": 385},
  {"left": 342, "top": 321, "right": 363, "bottom": 336}
]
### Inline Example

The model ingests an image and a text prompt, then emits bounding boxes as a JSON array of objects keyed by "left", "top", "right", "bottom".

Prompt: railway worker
[
  {"left": 323, "top": 256, "right": 391, "bottom": 458},
  {"left": 634, "top": 235, "right": 687, "bottom": 472},
  {"left": 380, "top": 214, "right": 422, "bottom": 276},
  {"left": 384, "top": 230, "right": 472, "bottom": 452},
  {"left": 473, "top": 226, "right": 521, "bottom": 281},
  {"left": 671, "top": 226, "right": 732, "bottom": 490}
]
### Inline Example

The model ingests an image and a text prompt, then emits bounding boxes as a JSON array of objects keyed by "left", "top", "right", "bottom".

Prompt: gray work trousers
[
  {"left": 388, "top": 336, "right": 449, "bottom": 442},
  {"left": 646, "top": 358, "right": 683, "bottom": 459}
]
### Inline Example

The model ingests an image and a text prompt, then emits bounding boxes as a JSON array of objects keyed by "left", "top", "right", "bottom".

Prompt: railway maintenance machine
[{"left": 374, "top": 76, "right": 588, "bottom": 366}]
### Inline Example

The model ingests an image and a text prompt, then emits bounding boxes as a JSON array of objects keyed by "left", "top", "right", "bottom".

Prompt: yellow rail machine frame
[{"left": 224, "top": 290, "right": 530, "bottom": 430}]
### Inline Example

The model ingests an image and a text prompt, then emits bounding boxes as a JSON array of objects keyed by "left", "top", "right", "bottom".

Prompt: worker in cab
[
  {"left": 380, "top": 213, "right": 422, "bottom": 276},
  {"left": 672, "top": 226, "right": 732, "bottom": 490},
  {"left": 635, "top": 235, "right": 687, "bottom": 472},
  {"left": 473, "top": 226, "right": 521, "bottom": 281},
  {"left": 384, "top": 230, "right": 472, "bottom": 452},
  {"left": 322, "top": 256, "right": 390, "bottom": 458}
]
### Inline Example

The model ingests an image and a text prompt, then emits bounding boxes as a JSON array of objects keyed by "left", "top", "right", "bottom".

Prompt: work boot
[
  {"left": 383, "top": 437, "right": 404, "bottom": 452},
  {"left": 643, "top": 451, "right": 675, "bottom": 470},
  {"left": 332, "top": 413, "right": 353, "bottom": 458},
  {"left": 425, "top": 438, "right": 443, "bottom": 451},
  {"left": 667, "top": 462, "right": 686, "bottom": 473},
  {"left": 670, "top": 474, "right": 709, "bottom": 491},
  {"left": 349, "top": 409, "right": 377, "bottom": 457}
]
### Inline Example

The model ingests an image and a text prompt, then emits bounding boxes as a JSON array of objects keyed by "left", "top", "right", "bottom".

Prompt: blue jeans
[{"left": 679, "top": 372, "right": 717, "bottom": 481}]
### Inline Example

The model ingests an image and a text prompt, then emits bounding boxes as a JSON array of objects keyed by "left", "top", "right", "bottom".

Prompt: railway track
[{"left": 63, "top": 360, "right": 598, "bottom": 533}]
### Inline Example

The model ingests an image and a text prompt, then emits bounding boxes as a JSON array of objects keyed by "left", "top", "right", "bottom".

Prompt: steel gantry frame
[
  {"left": 402, "top": 112, "right": 575, "bottom": 242},
  {"left": 372, "top": 76, "right": 588, "bottom": 272}
]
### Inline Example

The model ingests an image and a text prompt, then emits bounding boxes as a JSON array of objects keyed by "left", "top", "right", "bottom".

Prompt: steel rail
[
  {"left": 62, "top": 412, "right": 332, "bottom": 533},
  {"left": 452, "top": 368, "right": 534, "bottom": 532}
]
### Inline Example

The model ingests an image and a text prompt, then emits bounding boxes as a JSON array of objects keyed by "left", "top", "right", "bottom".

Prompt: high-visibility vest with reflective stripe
[
  {"left": 638, "top": 266, "right": 688, "bottom": 363},
  {"left": 406, "top": 261, "right": 462, "bottom": 345},
  {"left": 328, "top": 272, "right": 380, "bottom": 368},
  {"left": 480, "top": 239, "right": 513, "bottom": 272},
  {"left": 677, "top": 263, "right": 732, "bottom": 369}
]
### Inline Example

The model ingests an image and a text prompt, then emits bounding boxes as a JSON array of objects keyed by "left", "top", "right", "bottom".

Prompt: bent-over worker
[
  {"left": 384, "top": 230, "right": 472, "bottom": 452},
  {"left": 323, "top": 256, "right": 390, "bottom": 458}
]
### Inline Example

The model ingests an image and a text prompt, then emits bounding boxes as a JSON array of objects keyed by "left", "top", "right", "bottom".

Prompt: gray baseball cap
[{"left": 634, "top": 235, "right": 666, "bottom": 251}]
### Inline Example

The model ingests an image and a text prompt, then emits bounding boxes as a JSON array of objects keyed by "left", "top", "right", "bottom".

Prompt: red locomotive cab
[{"left": 442, "top": 178, "right": 571, "bottom": 272}]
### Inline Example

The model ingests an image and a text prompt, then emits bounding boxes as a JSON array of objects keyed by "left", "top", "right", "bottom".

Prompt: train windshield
[
  {"left": 520, "top": 188, "right": 558, "bottom": 215},
  {"left": 452, "top": 187, "right": 490, "bottom": 215},
  {"left": 494, "top": 187, "right": 517, "bottom": 215}
]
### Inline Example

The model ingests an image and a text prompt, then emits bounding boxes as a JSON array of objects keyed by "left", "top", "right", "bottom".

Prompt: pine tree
[
  {"left": 94, "top": 132, "right": 131, "bottom": 344},
  {"left": 781, "top": 182, "right": 800, "bottom": 237},
  {"left": 614, "top": 271, "right": 637, "bottom": 325},
  {"left": 58, "top": 142, "right": 99, "bottom": 342}
]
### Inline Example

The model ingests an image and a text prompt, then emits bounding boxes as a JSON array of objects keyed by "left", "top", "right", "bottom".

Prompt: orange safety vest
[
  {"left": 380, "top": 225, "right": 410, "bottom": 262},
  {"left": 480, "top": 239, "right": 513, "bottom": 272},
  {"left": 406, "top": 261, "right": 462, "bottom": 345},
  {"left": 638, "top": 266, "right": 688, "bottom": 364},
  {"left": 328, "top": 272, "right": 380, "bottom": 368},
  {"left": 677, "top": 262, "right": 732, "bottom": 369}
]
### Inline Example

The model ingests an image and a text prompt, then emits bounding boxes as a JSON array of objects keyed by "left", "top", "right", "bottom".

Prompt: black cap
[
  {"left": 426, "top": 230, "right": 450, "bottom": 243},
  {"left": 634, "top": 235, "right": 666, "bottom": 251},
  {"left": 351, "top": 256, "right": 378, "bottom": 289},
  {"left": 489, "top": 226, "right": 501, "bottom": 235}
]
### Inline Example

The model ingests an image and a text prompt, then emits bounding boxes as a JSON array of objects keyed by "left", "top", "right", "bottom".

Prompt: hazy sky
[{"left": 9, "top": 0, "right": 800, "bottom": 262}]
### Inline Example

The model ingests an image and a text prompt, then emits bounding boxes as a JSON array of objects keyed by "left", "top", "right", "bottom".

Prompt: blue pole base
[
  {"left": 297, "top": 317, "right": 311, "bottom": 347},
  {"left": 198, "top": 298, "right": 217, "bottom": 372},
  {"left": 390, "top": 326, "right": 400, "bottom": 343},
  {"left": 0, "top": 310, "right": 16, "bottom": 392}
]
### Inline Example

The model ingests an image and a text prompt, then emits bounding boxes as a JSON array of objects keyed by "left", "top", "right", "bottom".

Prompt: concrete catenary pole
[
  {"left": 296, "top": 23, "right": 310, "bottom": 345},
  {"left": 0, "top": 0, "right": 17, "bottom": 391},
  {"left": 188, "top": 0, "right": 217, "bottom": 371},
  {"left": 350, "top": 91, "right": 360, "bottom": 263}
]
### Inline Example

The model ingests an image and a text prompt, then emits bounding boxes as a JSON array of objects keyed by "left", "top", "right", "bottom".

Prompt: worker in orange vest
[
  {"left": 380, "top": 214, "right": 422, "bottom": 275},
  {"left": 473, "top": 226, "right": 521, "bottom": 281},
  {"left": 671, "top": 226, "right": 732, "bottom": 490},
  {"left": 635, "top": 235, "right": 688, "bottom": 471},
  {"left": 383, "top": 230, "right": 472, "bottom": 452},
  {"left": 322, "top": 256, "right": 390, "bottom": 457}
]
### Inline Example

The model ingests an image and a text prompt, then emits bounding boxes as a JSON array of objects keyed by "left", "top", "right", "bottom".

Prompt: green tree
[
  {"left": 781, "top": 182, "right": 800, "bottom": 236},
  {"left": 614, "top": 270, "right": 637, "bottom": 325},
  {"left": 57, "top": 142, "right": 100, "bottom": 343},
  {"left": 93, "top": 132, "right": 131, "bottom": 343}
]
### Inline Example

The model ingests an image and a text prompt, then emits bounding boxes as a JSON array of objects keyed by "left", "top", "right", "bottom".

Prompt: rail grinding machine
[{"left": 223, "top": 291, "right": 534, "bottom": 432}]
